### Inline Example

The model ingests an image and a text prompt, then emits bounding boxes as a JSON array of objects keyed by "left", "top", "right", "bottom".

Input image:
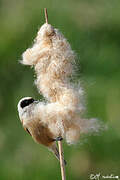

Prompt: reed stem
[{"left": 58, "top": 141, "right": 66, "bottom": 180}]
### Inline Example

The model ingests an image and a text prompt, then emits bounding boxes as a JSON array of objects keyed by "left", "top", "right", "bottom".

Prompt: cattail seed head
[{"left": 21, "top": 22, "right": 101, "bottom": 144}]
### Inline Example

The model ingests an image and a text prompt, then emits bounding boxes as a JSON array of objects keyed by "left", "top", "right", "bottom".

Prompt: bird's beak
[{"left": 34, "top": 100, "right": 39, "bottom": 103}]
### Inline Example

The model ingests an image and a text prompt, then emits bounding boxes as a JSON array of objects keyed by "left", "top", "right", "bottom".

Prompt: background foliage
[{"left": 0, "top": 0, "right": 120, "bottom": 179}]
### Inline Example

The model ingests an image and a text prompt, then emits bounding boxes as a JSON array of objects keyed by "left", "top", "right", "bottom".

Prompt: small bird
[{"left": 17, "top": 97, "right": 66, "bottom": 165}]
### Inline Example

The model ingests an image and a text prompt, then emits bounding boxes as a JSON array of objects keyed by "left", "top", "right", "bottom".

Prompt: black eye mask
[{"left": 20, "top": 98, "right": 34, "bottom": 108}]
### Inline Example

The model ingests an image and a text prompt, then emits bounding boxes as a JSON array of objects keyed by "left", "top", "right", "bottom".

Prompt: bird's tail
[{"left": 49, "top": 143, "right": 67, "bottom": 165}]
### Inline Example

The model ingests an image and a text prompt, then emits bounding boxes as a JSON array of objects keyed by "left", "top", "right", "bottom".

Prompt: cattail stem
[
  {"left": 44, "top": 9, "right": 66, "bottom": 179},
  {"left": 58, "top": 141, "right": 66, "bottom": 180},
  {"left": 44, "top": 8, "right": 48, "bottom": 24}
]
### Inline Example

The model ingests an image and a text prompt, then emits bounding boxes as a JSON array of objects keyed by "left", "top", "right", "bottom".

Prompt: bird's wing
[{"left": 24, "top": 127, "right": 31, "bottom": 136}]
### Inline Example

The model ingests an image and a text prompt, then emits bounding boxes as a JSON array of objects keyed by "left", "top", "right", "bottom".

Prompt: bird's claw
[{"left": 55, "top": 136, "right": 63, "bottom": 141}]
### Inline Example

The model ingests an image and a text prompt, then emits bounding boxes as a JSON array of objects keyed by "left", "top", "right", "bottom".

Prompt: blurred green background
[{"left": 0, "top": 0, "right": 120, "bottom": 179}]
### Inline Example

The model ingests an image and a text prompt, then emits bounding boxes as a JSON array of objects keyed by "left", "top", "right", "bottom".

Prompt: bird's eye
[{"left": 20, "top": 98, "right": 34, "bottom": 108}]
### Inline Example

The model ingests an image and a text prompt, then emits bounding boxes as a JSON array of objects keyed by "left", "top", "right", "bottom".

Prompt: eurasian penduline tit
[{"left": 17, "top": 97, "right": 66, "bottom": 165}]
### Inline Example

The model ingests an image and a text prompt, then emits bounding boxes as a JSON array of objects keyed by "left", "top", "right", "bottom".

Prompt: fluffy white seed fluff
[{"left": 21, "top": 23, "right": 100, "bottom": 144}]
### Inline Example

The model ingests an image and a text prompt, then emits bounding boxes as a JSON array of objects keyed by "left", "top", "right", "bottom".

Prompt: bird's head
[
  {"left": 18, "top": 97, "right": 34, "bottom": 108},
  {"left": 17, "top": 97, "right": 35, "bottom": 123}
]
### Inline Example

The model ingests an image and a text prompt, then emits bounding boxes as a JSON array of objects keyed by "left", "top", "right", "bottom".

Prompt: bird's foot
[{"left": 54, "top": 136, "right": 63, "bottom": 141}]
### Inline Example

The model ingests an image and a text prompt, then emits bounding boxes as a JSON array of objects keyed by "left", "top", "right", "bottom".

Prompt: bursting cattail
[{"left": 20, "top": 22, "right": 101, "bottom": 146}]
